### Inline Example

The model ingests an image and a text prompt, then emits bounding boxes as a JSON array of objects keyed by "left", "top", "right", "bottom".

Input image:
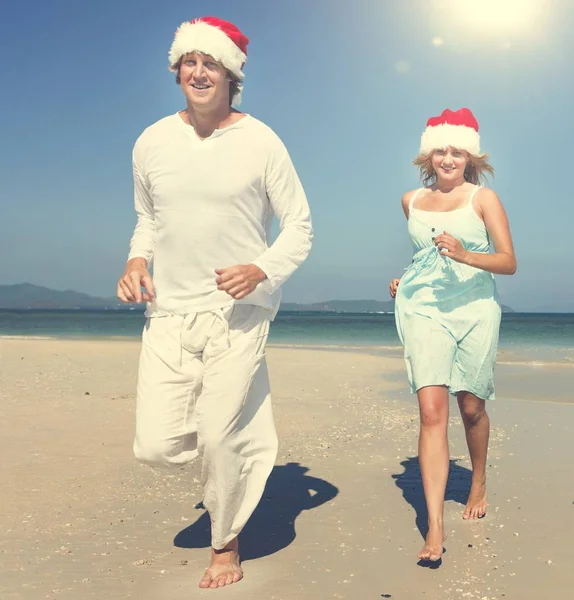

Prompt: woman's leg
[
  {"left": 417, "top": 385, "right": 450, "bottom": 561},
  {"left": 457, "top": 391, "right": 489, "bottom": 519}
]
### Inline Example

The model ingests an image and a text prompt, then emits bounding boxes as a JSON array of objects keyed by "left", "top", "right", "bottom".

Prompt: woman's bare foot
[
  {"left": 198, "top": 538, "right": 243, "bottom": 589},
  {"left": 463, "top": 479, "right": 487, "bottom": 520},
  {"left": 418, "top": 522, "right": 446, "bottom": 562}
]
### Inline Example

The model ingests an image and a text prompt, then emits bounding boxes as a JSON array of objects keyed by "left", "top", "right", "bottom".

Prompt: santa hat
[
  {"left": 168, "top": 16, "right": 249, "bottom": 105},
  {"left": 419, "top": 108, "right": 481, "bottom": 156}
]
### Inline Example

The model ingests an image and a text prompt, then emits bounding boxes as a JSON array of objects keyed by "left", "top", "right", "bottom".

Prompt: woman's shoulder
[
  {"left": 401, "top": 187, "right": 428, "bottom": 217},
  {"left": 473, "top": 186, "right": 505, "bottom": 221},
  {"left": 475, "top": 186, "right": 501, "bottom": 204},
  {"left": 401, "top": 187, "right": 427, "bottom": 204}
]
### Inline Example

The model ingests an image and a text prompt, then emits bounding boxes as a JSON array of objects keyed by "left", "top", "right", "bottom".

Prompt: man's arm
[
  {"left": 117, "top": 155, "right": 156, "bottom": 304},
  {"left": 128, "top": 158, "right": 156, "bottom": 264},
  {"left": 251, "top": 142, "right": 313, "bottom": 292}
]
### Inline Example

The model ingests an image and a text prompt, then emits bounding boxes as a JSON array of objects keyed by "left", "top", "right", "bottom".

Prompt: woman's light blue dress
[{"left": 394, "top": 186, "right": 501, "bottom": 400}]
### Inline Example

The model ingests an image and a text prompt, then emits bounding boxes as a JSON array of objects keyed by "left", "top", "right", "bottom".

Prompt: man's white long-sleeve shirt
[{"left": 128, "top": 113, "right": 313, "bottom": 318}]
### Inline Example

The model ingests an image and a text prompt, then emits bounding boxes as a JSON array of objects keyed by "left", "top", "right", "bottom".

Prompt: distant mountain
[
  {"left": 0, "top": 283, "right": 515, "bottom": 313},
  {"left": 0, "top": 283, "right": 125, "bottom": 310},
  {"left": 280, "top": 300, "right": 396, "bottom": 313},
  {"left": 281, "top": 299, "right": 515, "bottom": 313}
]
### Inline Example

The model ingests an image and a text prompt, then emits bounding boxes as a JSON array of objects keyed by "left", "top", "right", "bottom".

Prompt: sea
[{"left": 1, "top": 310, "right": 573, "bottom": 361}]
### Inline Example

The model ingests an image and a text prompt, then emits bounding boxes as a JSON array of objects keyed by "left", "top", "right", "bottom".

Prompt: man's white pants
[{"left": 133, "top": 305, "right": 278, "bottom": 550}]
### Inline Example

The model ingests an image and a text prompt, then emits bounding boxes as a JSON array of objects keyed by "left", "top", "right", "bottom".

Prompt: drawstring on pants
[{"left": 179, "top": 308, "right": 232, "bottom": 366}]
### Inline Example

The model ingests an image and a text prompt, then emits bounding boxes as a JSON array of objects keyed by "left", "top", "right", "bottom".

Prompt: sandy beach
[{"left": 1, "top": 337, "right": 573, "bottom": 599}]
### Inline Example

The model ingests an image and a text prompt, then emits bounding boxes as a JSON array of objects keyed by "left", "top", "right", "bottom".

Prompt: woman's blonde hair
[{"left": 413, "top": 149, "right": 494, "bottom": 186}]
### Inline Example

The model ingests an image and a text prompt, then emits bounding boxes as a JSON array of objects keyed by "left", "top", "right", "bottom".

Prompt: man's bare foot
[
  {"left": 418, "top": 523, "right": 446, "bottom": 562},
  {"left": 198, "top": 538, "right": 243, "bottom": 589},
  {"left": 463, "top": 479, "right": 487, "bottom": 520}
]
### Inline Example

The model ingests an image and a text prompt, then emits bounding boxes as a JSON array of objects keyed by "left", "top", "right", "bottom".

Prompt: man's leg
[
  {"left": 133, "top": 316, "right": 204, "bottom": 466},
  {"left": 197, "top": 305, "right": 278, "bottom": 588}
]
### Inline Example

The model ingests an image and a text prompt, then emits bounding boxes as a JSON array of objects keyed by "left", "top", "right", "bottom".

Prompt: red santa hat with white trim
[
  {"left": 168, "top": 16, "right": 249, "bottom": 105},
  {"left": 419, "top": 108, "right": 481, "bottom": 156}
]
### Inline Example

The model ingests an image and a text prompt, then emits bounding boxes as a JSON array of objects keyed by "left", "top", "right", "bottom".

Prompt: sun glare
[{"left": 449, "top": 0, "right": 542, "bottom": 34}]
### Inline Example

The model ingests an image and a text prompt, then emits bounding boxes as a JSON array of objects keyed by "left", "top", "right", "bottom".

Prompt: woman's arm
[
  {"left": 435, "top": 188, "right": 517, "bottom": 275},
  {"left": 464, "top": 188, "right": 517, "bottom": 275},
  {"left": 392, "top": 191, "right": 420, "bottom": 296},
  {"left": 401, "top": 189, "right": 418, "bottom": 219}
]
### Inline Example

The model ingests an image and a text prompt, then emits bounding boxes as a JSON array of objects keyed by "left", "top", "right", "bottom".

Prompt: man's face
[{"left": 179, "top": 52, "right": 230, "bottom": 107}]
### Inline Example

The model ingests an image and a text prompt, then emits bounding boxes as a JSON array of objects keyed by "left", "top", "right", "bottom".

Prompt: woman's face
[{"left": 431, "top": 147, "right": 469, "bottom": 182}]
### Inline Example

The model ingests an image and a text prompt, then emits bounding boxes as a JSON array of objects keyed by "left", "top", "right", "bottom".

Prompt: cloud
[
  {"left": 431, "top": 36, "right": 445, "bottom": 47},
  {"left": 394, "top": 60, "right": 411, "bottom": 74}
]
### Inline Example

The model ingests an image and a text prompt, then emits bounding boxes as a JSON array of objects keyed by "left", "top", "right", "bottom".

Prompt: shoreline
[
  {"left": 1, "top": 338, "right": 572, "bottom": 407},
  {"left": 3, "top": 335, "right": 574, "bottom": 364}
]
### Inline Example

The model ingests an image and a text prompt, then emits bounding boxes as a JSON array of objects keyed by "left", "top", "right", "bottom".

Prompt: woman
[{"left": 390, "top": 108, "right": 516, "bottom": 563}]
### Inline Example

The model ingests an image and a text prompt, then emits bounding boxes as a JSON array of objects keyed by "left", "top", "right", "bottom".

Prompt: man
[{"left": 117, "top": 16, "right": 313, "bottom": 589}]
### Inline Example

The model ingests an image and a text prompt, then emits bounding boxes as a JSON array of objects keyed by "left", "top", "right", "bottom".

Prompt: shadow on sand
[
  {"left": 174, "top": 462, "right": 338, "bottom": 561},
  {"left": 392, "top": 456, "right": 472, "bottom": 568}
]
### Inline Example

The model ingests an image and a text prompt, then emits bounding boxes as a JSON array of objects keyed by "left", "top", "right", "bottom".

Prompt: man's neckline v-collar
[{"left": 174, "top": 112, "right": 251, "bottom": 142}]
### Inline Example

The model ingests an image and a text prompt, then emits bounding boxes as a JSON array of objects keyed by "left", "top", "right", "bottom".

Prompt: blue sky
[{"left": 1, "top": 0, "right": 573, "bottom": 311}]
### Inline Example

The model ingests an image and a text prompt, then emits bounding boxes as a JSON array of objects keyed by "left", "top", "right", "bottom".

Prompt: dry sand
[{"left": 0, "top": 338, "right": 573, "bottom": 599}]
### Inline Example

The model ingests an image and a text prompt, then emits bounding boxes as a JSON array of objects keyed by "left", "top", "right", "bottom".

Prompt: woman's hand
[
  {"left": 389, "top": 278, "right": 400, "bottom": 298},
  {"left": 434, "top": 231, "right": 469, "bottom": 264}
]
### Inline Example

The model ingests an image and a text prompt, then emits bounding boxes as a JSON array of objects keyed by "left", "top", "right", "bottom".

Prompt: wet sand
[{"left": 0, "top": 338, "right": 573, "bottom": 599}]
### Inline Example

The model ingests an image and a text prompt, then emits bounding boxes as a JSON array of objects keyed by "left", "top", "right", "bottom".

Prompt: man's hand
[
  {"left": 117, "top": 258, "right": 155, "bottom": 304},
  {"left": 389, "top": 278, "right": 400, "bottom": 299},
  {"left": 215, "top": 264, "right": 267, "bottom": 300}
]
